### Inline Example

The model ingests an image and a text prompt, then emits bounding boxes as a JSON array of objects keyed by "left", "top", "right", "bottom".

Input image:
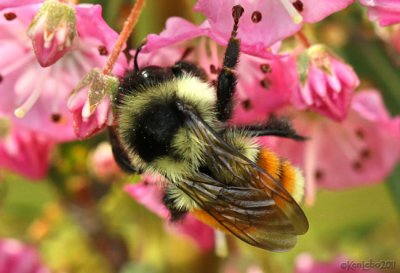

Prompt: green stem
[{"left": 386, "top": 165, "right": 400, "bottom": 216}]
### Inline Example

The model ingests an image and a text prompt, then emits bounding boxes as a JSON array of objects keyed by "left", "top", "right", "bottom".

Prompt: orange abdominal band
[
  {"left": 192, "top": 148, "right": 299, "bottom": 232},
  {"left": 257, "top": 148, "right": 298, "bottom": 207}
]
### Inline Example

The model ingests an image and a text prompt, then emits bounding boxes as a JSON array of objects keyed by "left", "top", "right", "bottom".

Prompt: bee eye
[{"left": 138, "top": 66, "right": 174, "bottom": 82}]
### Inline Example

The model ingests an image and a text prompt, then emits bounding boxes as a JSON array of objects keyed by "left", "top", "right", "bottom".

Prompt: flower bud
[
  {"left": 68, "top": 68, "right": 119, "bottom": 138},
  {"left": 27, "top": 0, "right": 77, "bottom": 67},
  {"left": 294, "top": 44, "right": 359, "bottom": 121},
  {"left": 89, "top": 142, "right": 121, "bottom": 182}
]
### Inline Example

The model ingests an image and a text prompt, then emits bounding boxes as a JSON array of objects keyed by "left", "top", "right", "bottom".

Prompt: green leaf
[{"left": 386, "top": 164, "right": 400, "bottom": 216}]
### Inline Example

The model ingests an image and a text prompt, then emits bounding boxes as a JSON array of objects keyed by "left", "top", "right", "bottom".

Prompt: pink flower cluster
[
  {"left": 125, "top": 175, "right": 215, "bottom": 252},
  {"left": 0, "top": 238, "right": 50, "bottom": 273},
  {"left": 0, "top": 0, "right": 126, "bottom": 178},
  {"left": 0, "top": 0, "right": 399, "bottom": 255},
  {"left": 124, "top": 0, "right": 400, "bottom": 248},
  {"left": 130, "top": 1, "right": 400, "bottom": 207}
]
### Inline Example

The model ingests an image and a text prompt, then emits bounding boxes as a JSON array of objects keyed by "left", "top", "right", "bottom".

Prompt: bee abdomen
[{"left": 257, "top": 148, "right": 305, "bottom": 203}]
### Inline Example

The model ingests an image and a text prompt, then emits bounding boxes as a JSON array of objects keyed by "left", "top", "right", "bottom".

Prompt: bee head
[{"left": 117, "top": 74, "right": 218, "bottom": 179}]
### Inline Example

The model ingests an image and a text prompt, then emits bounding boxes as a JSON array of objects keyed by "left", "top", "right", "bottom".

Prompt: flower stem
[
  {"left": 102, "top": 0, "right": 145, "bottom": 75},
  {"left": 297, "top": 31, "right": 311, "bottom": 48}
]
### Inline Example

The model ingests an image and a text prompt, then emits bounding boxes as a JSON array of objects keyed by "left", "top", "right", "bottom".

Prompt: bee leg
[
  {"left": 172, "top": 61, "right": 208, "bottom": 81},
  {"left": 238, "top": 116, "right": 308, "bottom": 141},
  {"left": 108, "top": 126, "right": 140, "bottom": 174},
  {"left": 133, "top": 41, "right": 146, "bottom": 72},
  {"left": 216, "top": 5, "right": 244, "bottom": 122},
  {"left": 162, "top": 188, "right": 188, "bottom": 222}
]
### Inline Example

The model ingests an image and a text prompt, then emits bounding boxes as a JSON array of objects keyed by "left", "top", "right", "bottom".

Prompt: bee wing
[
  {"left": 178, "top": 105, "right": 308, "bottom": 250},
  {"left": 177, "top": 173, "right": 299, "bottom": 251}
]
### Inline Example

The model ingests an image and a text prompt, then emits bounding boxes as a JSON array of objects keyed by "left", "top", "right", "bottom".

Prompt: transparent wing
[{"left": 176, "top": 104, "right": 308, "bottom": 250}]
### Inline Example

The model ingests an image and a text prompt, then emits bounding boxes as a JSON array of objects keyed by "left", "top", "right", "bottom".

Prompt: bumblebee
[{"left": 109, "top": 5, "right": 308, "bottom": 251}]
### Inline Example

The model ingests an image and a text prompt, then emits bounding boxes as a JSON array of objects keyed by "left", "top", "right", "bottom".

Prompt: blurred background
[{"left": 0, "top": 1, "right": 399, "bottom": 273}]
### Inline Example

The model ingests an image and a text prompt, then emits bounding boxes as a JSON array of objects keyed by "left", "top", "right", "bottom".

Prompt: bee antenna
[
  {"left": 231, "top": 5, "right": 244, "bottom": 39},
  {"left": 134, "top": 41, "right": 146, "bottom": 72}
]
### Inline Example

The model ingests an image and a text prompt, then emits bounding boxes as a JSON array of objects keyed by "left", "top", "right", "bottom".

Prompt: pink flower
[
  {"left": 293, "top": 45, "right": 360, "bottom": 121},
  {"left": 360, "top": 0, "right": 400, "bottom": 26},
  {"left": 124, "top": 175, "right": 215, "bottom": 252},
  {"left": 230, "top": 54, "right": 296, "bottom": 124},
  {"left": 0, "top": 117, "right": 53, "bottom": 180},
  {"left": 263, "top": 90, "right": 400, "bottom": 204},
  {"left": 143, "top": 17, "right": 292, "bottom": 123},
  {"left": 0, "top": 3, "right": 126, "bottom": 141},
  {"left": 67, "top": 69, "right": 120, "bottom": 139},
  {"left": 27, "top": 0, "right": 77, "bottom": 67},
  {"left": 0, "top": 0, "right": 42, "bottom": 10},
  {"left": 89, "top": 141, "right": 121, "bottom": 182},
  {"left": 194, "top": 0, "right": 354, "bottom": 55},
  {"left": 0, "top": 238, "right": 50, "bottom": 273},
  {"left": 295, "top": 253, "right": 382, "bottom": 273}
]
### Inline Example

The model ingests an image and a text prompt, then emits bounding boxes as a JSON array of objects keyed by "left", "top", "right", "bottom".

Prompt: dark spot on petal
[
  {"left": 143, "top": 180, "right": 149, "bottom": 186},
  {"left": 251, "top": 11, "right": 262, "bottom": 23},
  {"left": 355, "top": 129, "right": 365, "bottom": 140},
  {"left": 242, "top": 99, "right": 252, "bottom": 111},
  {"left": 4, "top": 12, "right": 17, "bottom": 21},
  {"left": 352, "top": 161, "right": 363, "bottom": 171},
  {"left": 360, "top": 148, "right": 371, "bottom": 159},
  {"left": 293, "top": 0, "right": 304, "bottom": 12},
  {"left": 211, "top": 80, "right": 217, "bottom": 87},
  {"left": 98, "top": 45, "right": 108, "bottom": 56},
  {"left": 260, "top": 78, "right": 271, "bottom": 89},
  {"left": 260, "top": 63, "right": 271, "bottom": 73},
  {"left": 315, "top": 169, "right": 324, "bottom": 181},
  {"left": 0, "top": 74, "right": 3, "bottom": 83},
  {"left": 51, "top": 113, "right": 62, "bottom": 123},
  {"left": 209, "top": 64, "right": 218, "bottom": 74}
]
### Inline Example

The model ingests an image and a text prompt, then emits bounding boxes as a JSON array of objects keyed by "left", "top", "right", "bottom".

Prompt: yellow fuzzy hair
[{"left": 117, "top": 75, "right": 218, "bottom": 180}]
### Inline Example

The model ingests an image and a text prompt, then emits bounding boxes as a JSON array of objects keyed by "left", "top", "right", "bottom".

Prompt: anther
[
  {"left": 360, "top": 148, "right": 371, "bottom": 159},
  {"left": 352, "top": 161, "right": 363, "bottom": 171},
  {"left": 210, "top": 64, "right": 218, "bottom": 74},
  {"left": 293, "top": 0, "right": 304, "bottom": 12},
  {"left": 242, "top": 99, "right": 253, "bottom": 110},
  {"left": 260, "top": 78, "right": 271, "bottom": 89},
  {"left": 315, "top": 169, "right": 324, "bottom": 181},
  {"left": 98, "top": 45, "right": 109, "bottom": 56},
  {"left": 4, "top": 12, "right": 17, "bottom": 21},
  {"left": 355, "top": 129, "right": 365, "bottom": 140},
  {"left": 51, "top": 113, "right": 62, "bottom": 123},
  {"left": 260, "top": 64, "right": 272, "bottom": 73},
  {"left": 251, "top": 11, "right": 262, "bottom": 23}
]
